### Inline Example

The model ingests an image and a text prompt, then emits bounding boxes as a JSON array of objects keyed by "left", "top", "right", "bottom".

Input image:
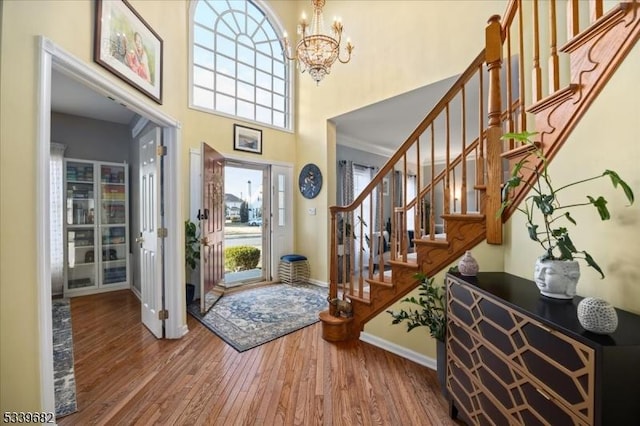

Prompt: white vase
[
  {"left": 534, "top": 259, "right": 580, "bottom": 299},
  {"left": 458, "top": 251, "right": 479, "bottom": 276},
  {"left": 577, "top": 297, "right": 618, "bottom": 334}
]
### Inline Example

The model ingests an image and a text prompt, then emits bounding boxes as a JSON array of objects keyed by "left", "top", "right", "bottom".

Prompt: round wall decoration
[{"left": 299, "top": 163, "right": 322, "bottom": 199}]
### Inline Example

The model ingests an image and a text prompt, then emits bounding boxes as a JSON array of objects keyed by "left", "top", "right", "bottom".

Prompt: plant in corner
[
  {"left": 185, "top": 220, "right": 200, "bottom": 305},
  {"left": 387, "top": 272, "right": 447, "bottom": 393},
  {"left": 499, "top": 131, "right": 635, "bottom": 299}
]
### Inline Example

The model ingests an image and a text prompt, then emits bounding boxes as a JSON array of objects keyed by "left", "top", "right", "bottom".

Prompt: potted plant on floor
[
  {"left": 185, "top": 220, "right": 200, "bottom": 305},
  {"left": 387, "top": 273, "right": 447, "bottom": 395},
  {"left": 499, "top": 131, "right": 635, "bottom": 299}
]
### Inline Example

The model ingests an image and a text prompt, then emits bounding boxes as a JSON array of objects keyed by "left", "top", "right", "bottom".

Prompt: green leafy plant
[
  {"left": 185, "top": 220, "right": 200, "bottom": 272},
  {"left": 499, "top": 131, "right": 635, "bottom": 278},
  {"left": 387, "top": 273, "right": 446, "bottom": 342},
  {"left": 225, "top": 246, "right": 260, "bottom": 272}
]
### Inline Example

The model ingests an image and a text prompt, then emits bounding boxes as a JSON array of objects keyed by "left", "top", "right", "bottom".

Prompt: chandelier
[{"left": 283, "top": 0, "right": 354, "bottom": 85}]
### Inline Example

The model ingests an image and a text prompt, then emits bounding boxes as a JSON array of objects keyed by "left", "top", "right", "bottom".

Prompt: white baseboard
[
  {"left": 359, "top": 332, "right": 437, "bottom": 371},
  {"left": 308, "top": 278, "right": 328, "bottom": 287},
  {"left": 131, "top": 286, "right": 142, "bottom": 301}
]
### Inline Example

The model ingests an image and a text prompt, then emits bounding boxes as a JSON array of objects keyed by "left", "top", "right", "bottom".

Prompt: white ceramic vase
[
  {"left": 458, "top": 251, "right": 479, "bottom": 276},
  {"left": 577, "top": 297, "right": 618, "bottom": 334},
  {"left": 534, "top": 259, "right": 580, "bottom": 299}
]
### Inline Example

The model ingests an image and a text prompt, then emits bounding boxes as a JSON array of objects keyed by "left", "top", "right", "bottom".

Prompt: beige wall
[
  {"left": 294, "top": 0, "right": 508, "bottom": 281},
  {"left": 7, "top": 0, "right": 637, "bottom": 412},
  {"left": 0, "top": 0, "right": 298, "bottom": 410},
  {"left": 504, "top": 42, "right": 640, "bottom": 314}
]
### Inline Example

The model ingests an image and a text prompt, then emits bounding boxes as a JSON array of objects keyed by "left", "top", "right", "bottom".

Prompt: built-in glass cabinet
[{"left": 64, "top": 159, "right": 129, "bottom": 296}]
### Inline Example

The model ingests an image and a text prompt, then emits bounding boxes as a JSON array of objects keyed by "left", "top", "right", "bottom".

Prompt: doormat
[
  {"left": 52, "top": 298, "right": 78, "bottom": 418},
  {"left": 187, "top": 283, "right": 328, "bottom": 352}
]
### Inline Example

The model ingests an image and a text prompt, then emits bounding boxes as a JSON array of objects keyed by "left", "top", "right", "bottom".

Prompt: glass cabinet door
[
  {"left": 100, "top": 164, "right": 128, "bottom": 286},
  {"left": 66, "top": 161, "right": 97, "bottom": 289}
]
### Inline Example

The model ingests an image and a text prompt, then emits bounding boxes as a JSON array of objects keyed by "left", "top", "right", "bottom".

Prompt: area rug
[
  {"left": 51, "top": 298, "right": 77, "bottom": 417},
  {"left": 187, "top": 283, "right": 328, "bottom": 352}
]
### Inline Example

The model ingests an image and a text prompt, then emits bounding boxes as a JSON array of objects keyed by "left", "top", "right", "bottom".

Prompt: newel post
[{"left": 485, "top": 14, "right": 504, "bottom": 245}]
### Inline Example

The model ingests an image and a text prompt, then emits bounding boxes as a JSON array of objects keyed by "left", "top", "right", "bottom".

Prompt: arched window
[{"left": 190, "top": 0, "right": 291, "bottom": 130}]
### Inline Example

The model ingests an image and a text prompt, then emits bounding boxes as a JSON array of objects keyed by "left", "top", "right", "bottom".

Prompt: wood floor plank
[{"left": 57, "top": 290, "right": 459, "bottom": 425}]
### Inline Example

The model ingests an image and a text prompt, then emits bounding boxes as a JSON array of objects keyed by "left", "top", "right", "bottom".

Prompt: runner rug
[
  {"left": 52, "top": 298, "right": 78, "bottom": 418},
  {"left": 187, "top": 283, "right": 328, "bottom": 352}
]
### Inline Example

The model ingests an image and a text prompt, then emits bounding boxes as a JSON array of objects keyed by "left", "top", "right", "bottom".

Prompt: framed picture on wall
[
  {"left": 94, "top": 0, "right": 163, "bottom": 104},
  {"left": 382, "top": 178, "right": 389, "bottom": 196},
  {"left": 233, "top": 124, "right": 263, "bottom": 154}
]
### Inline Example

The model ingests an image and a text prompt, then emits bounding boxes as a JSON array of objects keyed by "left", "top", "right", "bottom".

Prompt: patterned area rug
[
  {"left": 52, "top": 299, "right": 77, "bottom": 418},
  {"left": 187, "top": 283, "right": 328, "bottom": 352}
]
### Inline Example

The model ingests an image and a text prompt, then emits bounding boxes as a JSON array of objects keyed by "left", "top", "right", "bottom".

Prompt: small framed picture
[
  {"left": 233, "top": 124, "right": 262, "bottom": 154},
  {"left": 94, "top": 0, "right": 163, "bottom": 104},
  {"left": 382, "top": 178, "right": 389, "bottom": 196}
]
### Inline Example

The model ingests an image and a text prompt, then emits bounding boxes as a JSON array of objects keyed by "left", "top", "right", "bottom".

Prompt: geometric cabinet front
[{"left": 447, "top": 277, "right": 595, "bottom": 425}]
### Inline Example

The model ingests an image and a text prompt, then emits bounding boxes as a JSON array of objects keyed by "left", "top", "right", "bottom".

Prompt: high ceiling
[
  {"left": 332, "top": 75, "right": 459, "bottom": 157},
  {"left": 51, "top": 68, "right": 459, "bottom": 154}
]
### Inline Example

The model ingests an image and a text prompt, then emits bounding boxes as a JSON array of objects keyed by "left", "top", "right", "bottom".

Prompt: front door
[
  {"left": 138, "top": 127, "right": 164, "bottom": 337},
  {"left": 200, "top": 142, "right": 225, "bottom": 314}
]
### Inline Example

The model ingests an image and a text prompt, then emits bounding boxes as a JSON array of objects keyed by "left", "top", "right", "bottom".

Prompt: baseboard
[
  {"left": 308, "top": 278, "right": 328, "bottom": 288},
  {"left": 359, "top": 331, "right": 437, "bottom": 371},
  {"left": 131, "top": 286, "right": 142, "bottom": 301}
]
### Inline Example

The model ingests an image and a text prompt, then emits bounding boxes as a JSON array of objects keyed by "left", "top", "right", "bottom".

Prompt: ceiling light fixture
[{"left": 283, "top": 0, "right": 354, "bottom": 85}]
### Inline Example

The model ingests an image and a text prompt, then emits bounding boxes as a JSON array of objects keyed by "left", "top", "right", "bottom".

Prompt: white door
[
  {"left": 138, "top": 127, "right": 163, "bottom": 338},
  {"left": 271, "top": 165, "right": 294, "bottom": 276}
]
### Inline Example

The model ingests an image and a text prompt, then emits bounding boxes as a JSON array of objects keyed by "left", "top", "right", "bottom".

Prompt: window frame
[{"left": 188, "top": 0, "right": 294, "bottom": 132}]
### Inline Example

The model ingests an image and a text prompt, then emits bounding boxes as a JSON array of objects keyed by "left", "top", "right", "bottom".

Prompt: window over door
[{"left": 190, "top": 0, "right": 291, "bottom": 130}]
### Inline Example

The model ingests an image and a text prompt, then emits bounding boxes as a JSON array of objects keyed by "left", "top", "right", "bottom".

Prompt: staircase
[{"left": 321, "top": 0, "right": 640, "bottom": 341}]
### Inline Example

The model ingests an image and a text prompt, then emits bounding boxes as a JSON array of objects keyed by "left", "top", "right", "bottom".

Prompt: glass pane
[
  {"left": 216, "top": 54, "right": 235, "bottom": 77},
  {"left": 67, "top": 229, "right": 95, "bottom": 289},
  {"left": 273, "top": 77, "right": 285, "bottom": 94},
  {"left": 273, "top": 93, "right": 284, "bottom": 111},
  {"left": 194, "top": 2, "right": 215, "bottom": 26},
  {"left": 193, "top": 86, "right": 214, "bottom": 109},
  {"left": 216, "top": 93, "right": 235, "bottom": 115},
  {"left": 273, "top": 61, "right": 285, "bottom": 79},
  {"left": 237, "top": 81, "right": 255, "bottom": 102},
  {"left": 238, "top": 63, "right": 254, "bottom": 84},
  {"left": 273, "top": 111, "right": 285, "bottom": 128},
  {"left": 256, "top": 88, "right": 271, "bottom": 107},
  {"left": 254, "top": 28, "right": 269, "bottom": 45},
  {"left": 194, "top": 66, "right": 214, "bottom": 89},
  {"left": 102, "top": 226, "right": 127, "bottom": 285},
  {"left": 237, "top": 100, "right": 255, "bottom": 120},
  {"left": 216, "top": 73, "right": 235, "bottom": 96},
  {"left": 256, "top": 106, "right": 271, "bottom": 124},
  {"left": 217, "top": 15, "right": 237, "bottom": 38},
  {"left": 238, "top": 44, "right": 254, "bottom": 66},
  {"left": 194, "top": 25, "right": 215, "bottom": 47},
  {"left": 256, "top": 52, "right": 271, "bottom": 72},
  {"left": 216, "top": 34, "right": 235, "bottom": 58},
  {"left": 194, "top": 45, "right": 215, "bottom": 69},
  {"left": 256, "top": 70, "right": 271, "bottom": 90}
]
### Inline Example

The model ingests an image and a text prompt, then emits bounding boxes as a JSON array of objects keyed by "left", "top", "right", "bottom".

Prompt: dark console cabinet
[{"left": 446, "top": 272, "right": 640, "bottom": 425}]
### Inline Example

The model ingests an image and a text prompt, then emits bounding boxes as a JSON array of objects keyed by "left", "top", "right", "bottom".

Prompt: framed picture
[
  {"left": 94, "top": 0, "right": 163, "bottom": 104},
  {"left": 233, "top": 124, "right": 262, "bottom": 154},
  {"left": 382, "top": 178, "right": 389, "bottom": 196}
]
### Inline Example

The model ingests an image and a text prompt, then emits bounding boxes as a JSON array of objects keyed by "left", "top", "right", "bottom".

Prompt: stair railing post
[{"left": 485, "top": 14, "right": 504, "bottom": 245}]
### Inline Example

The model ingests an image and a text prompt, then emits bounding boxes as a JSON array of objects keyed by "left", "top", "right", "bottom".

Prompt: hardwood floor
[{"left": 58, "top": 290, "right": 458, "bottom": 425}]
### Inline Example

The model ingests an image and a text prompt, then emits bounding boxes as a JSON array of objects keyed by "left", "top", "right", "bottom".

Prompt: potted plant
[
  {"left": 185, "top": 219, "right": 200, "bottom": 305},
  {"left": 387, "top": 272, "right": 447, "bottom": 394},
  {"left": 499, "top": 131, "right": 635, "bottom": 299}
]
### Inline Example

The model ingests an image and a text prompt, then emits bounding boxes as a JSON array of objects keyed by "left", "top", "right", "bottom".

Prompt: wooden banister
[{"left": 323, "top": 0, "right": 639, "bottom": 341}]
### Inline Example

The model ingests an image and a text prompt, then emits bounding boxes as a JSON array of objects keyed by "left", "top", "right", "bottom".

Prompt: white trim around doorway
[{"left": 37, "top": 36, "right": 184, "bottom": 413}]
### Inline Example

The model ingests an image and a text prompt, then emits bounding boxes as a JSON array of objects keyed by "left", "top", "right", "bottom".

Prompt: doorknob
[
  {"left": 135, "top": 233, "right": 144, "bottom": 247},
  {"left": 201, "top": 236, "right": 209, "bottom": 246}
]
